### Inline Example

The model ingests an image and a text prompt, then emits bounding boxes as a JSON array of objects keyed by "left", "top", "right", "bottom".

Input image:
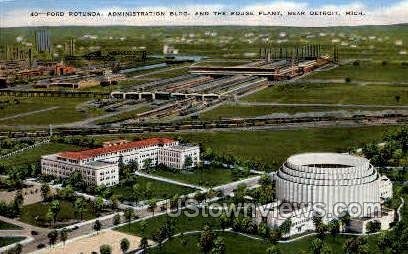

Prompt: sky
[{"left": 0, "top": 0, "right": 407, "bottom": 27}]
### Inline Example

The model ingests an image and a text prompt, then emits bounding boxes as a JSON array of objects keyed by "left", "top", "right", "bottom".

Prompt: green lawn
[
  {"left": 20, "top": 200, "right": 96, "bottom": 228},
  {"left": 0, "top": 142, "right": 82, "bottom": 168},
  {"left": 0, "top": 97, "right": 95, "bottom": 125},
  {"left": 148, "top": 231, "right": 381, "bottom": 254},
  {"left": 243, "top": 83, "right": 408, "bottom": 105},
  {"left": 110, "top": 176, "right": 196, "bottom": 202},
  {"left": 152, "top": 167, "right": 249, "bottom": 187},
  {"left": 0, "top": 237, "right": 25, "bottom": 247},
  {"left": 199, "top": 104, "right": 400, "bottom": 120},
  {"left": 116, "top": 209, "right": 220, "bottom": 238},
  {"left": 305, "top": 62, "right": 408, "bottom": 82},
  {"left": 0, "top": 220, "right": 22, "bottom": 230},
  {"left": 178, "top": 126, "right": 398, "bottom": 169}
]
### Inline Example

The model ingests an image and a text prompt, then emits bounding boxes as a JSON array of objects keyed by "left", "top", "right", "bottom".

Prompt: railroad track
[{"left": 1, "top": 113, "right": 406, "bottom": 138}]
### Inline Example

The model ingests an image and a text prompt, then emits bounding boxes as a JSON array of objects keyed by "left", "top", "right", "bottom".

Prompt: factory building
[
  {"left": 35, "top": 30, "right": 52, "bottom": 53},
  {"left": 255, "top": 153, "right": 394, "bottom": 236},
  {"left": 41, "top": 137, "right": 200, "bottom": 186}
]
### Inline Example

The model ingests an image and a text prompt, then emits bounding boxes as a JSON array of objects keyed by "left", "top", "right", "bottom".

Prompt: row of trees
[{"left": 202, "top": 147, "right": 274, "bottom": 172}]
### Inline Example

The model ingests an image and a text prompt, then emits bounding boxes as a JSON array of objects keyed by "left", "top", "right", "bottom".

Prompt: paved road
[{"left": 0, "top": 215, "right": 50, "bottom": 253}]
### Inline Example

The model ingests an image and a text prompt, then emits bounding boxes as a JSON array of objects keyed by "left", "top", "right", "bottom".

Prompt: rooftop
[{"left": 58, "top": 137, "right": 176, "bottom": 160}]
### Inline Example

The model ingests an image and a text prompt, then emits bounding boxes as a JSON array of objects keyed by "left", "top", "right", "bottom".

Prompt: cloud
[{"left": 1, "top": 1, "right": 407, "bottom": 27}]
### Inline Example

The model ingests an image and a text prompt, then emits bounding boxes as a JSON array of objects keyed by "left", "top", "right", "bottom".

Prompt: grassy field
[
  {"left": 306, "top": 62, "right": 408, "bottom": 82},
  {"left": 152, "top": 166, "right": 248, "bottom": 187},
  {"left": 199, "top": 104, "right": 401, "bottom": 120},
  {"left": 110, "top": 176, "right": 196, "bottom": 202},
  {"left": 0, "top": 237, "right": 25, "bottom": 247},
  {"left": 148, "top": 231, "right": 381, "bottom": 254},
  {"left": 0, "top": 97, "right": 95, "bottom": 125},
  {"left": 243, "top": 83, "right": 408, "bottom": 105},
  {"left": 0, "top": 142, "right": 82, "bottom": 168},
  {"left": 116, "top": 209, "right": 220, "bottom": 238},
  {"left": 20, "top": 200, "right": 96, "bottom": 228},
  {"left": 0, "top": 220, "right": 22, "bottom": 230},
  {"left": 177, "top": 126, "right": 398, "bottom": 169}
]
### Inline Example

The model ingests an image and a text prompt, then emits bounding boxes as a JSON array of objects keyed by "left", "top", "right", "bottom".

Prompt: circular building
[{"left": 276, "top": 153, "right": 381, "bottom": 218}]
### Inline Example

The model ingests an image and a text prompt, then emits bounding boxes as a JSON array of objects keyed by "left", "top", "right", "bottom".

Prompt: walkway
[{"left": 134, "top": 171, "right": 207, "bottom": 191}]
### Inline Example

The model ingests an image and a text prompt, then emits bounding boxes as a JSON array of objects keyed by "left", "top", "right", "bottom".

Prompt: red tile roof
[{"left": 58, "top": 137, "right": 176, "bottom": 160}]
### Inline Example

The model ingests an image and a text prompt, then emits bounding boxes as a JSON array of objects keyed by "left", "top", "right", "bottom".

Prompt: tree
[
  {"left": 59, "top": 185, "right": 74, "bottom": 200},
  {"left": 74, "top": 197, "right": 86, "bottom": 221},
  {"left": 124, "top": 208, "right": 134, "bottom": 230},
  {"left": 183, "top": 155, "right": 193, "bottom": 169},
  {"left": 366, "top": 220, "right": 381, "bottom": 233},
  {"left": 143, "top": 158, "right": 153, "bottom": 172},
  {"left": 344, "top": 237, "right": 368, "bottom": 254},
  {"left": 147, "top": 200, "right": 157, "bottom": 216},
  {"left": 259, "top": 173, "right": 273, "bottom": 187},
  {"left": 47, "top": 230, "right": 58, "bottom": 246},
  {"left": 266, "top": 245, "right": 281, "bottom": 254},
  {"left": 12, "top": 190, "right": 24, "bottom": 215},
  {"left": 120, "top": 238, "right": 130, "bottom": 253},
  {"left": 268, "top": 229, "right": 282, "bottom": 245},
  {"left": 139, "top": 237, "right": 149, "bottom": 251},
  {"left": 339, "top": 211, "right": 351, "bottom": 231},
  {"left": 199, "top": 225, "right": 215, "bottom": 254},
  {"left": 310, "top": 238, "right": 324, "bottom": 254},
  {"left": 279, "top": 218, "right": 292, "bottom": 236},
  {"left": 212, "top": 237, "right": 225, "bottom": 254},
  {"left": 219, "top": 213, "right": 229, "bottom": 231},
  {"left": 41, "top": 183, "right": 51, "bottom": 201},
  {"left": 145, "top": 182, "right": 153, "bottom": 199},
  {"left": 49, "top": 200, "right": 61, "bottom": 225},
  {"left": 94, "top": 196, "right": 104, "bottom": 216},
  {"left": 100, "top": 244, "right": 112, "bottom": 254},
  {"left": 110, "top": 195, "right": 120, "bottom": 210},
  {"left": 328, "top": 219, "right": 340, "bottom": 237},
  {"left": 113, "top": 213, "right": 121, "bottom": 225},
  {"left": 93, "top": 219, "right": 101, "bottom": 234},
  {"left": 60, "top": 228, "right": 68, "bottom": 246},
  {"left": 118, "top": 154, "right": 125, "bottom": 178},
  {"left": 377, "top": 232, "right": 391, "bottom": 254}
]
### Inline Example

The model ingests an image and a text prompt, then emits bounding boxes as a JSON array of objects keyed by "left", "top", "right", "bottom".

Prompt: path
[{"left": 134, "top": 171, "right": 207, "bottom": 191}]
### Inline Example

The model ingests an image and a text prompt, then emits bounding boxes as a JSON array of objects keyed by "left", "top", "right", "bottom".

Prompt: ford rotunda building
[{"left": 276, "top": 153, "right": 381, "bottom": 218}]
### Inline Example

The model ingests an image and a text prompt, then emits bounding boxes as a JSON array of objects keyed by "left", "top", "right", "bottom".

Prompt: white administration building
[
  {"left": 41, "top": 137, "right": 200, "bottom": 186},
  {"left": 255, "top": 153, "right": 393, "bottom": 236}
]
